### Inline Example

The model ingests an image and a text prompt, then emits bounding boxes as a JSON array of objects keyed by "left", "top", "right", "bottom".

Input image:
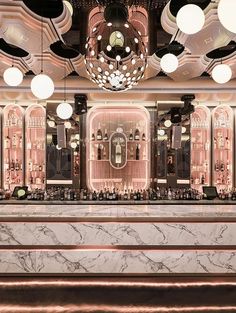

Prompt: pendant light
[
  {"left": 176, "top": 4, "right": 205, "bottom": 35},
  {"left": 3, "top": 65, "right": 23, "bottom": 86},
  {"left": 31, "top": 15, "right": 54, "bottom": 99},
  {"left": 160, "top": 53, "right": 179, "bottom": 73},
  {"left": 56, "top": 59, "right": 73, "bottom": 120},
  {"left": 212, "top": 63, "right": 232, "bottom": 84},
  {"left": 218, "top": 0, "right": 236, "bottom": 34}
]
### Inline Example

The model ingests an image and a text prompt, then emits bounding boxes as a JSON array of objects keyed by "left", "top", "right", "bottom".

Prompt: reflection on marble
[
  {"left": 0, "top": 222, "right": 236, "bottom": 246},
  {"left": 0, "top": 250, "right": 235, "bottom": 274},
  {"left": 0, "top": 203, "right": 236, "bottom": 218}
]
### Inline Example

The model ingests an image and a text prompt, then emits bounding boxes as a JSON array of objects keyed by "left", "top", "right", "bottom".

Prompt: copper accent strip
[{"left": 0, "top": 245, "right": 235, "bottom": 250}]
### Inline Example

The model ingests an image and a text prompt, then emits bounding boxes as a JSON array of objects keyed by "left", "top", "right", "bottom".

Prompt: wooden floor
[{"left": 0, "top": 277, "right": 236, "bottom": 312}]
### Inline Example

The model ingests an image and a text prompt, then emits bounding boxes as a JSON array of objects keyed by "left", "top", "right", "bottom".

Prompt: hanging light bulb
[
  {"left": 164, "top": 119, "right": 172, "bottom": 128},
  {"left": 160, "top": 53, "right": 179, "bottom": 73},
  {"left": 176, "top": 4, "right": 205, "bottom": 35},
  {"left": 56, "top": 102, "right": 73, "bottom": 120},
  {"left": 212, "top": 63, "right": 232, "bottom": 84},
  {"left": 47, "top": 120, "right": 55, "bottom": 127},
  {"left": 31, "top": 74, "right": 54, "bottom": 99},
  {"left": 3, "top": 67, "right": 23, "bottom": 86},
  {"left": 218, "top": 0, "right": 236, "bottom": 34},
  {"left": 65, "top": 121, "right": 72, "bottom": 129},
  {"left": 70, "top": 141, "right": 77, "bottom": 149},
  {"left": 31, "top": 15, "right": 54, "bottom": 99}
]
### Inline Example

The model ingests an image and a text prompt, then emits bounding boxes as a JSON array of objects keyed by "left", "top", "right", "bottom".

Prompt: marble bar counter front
[{"left": 0, "top": 202, "right": 236, "bottom": 275}]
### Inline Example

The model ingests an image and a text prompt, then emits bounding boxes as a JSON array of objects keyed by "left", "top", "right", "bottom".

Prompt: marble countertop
[{"left": 0, "top": 201, "right": 236, "bottom": 220}]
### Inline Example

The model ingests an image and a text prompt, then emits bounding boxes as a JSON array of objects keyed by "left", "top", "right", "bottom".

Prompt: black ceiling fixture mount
[
  {"left": 50, "top": 41, "right": 80, "bottom": 59},
  {"left": 22, "top": 0, "right": 63, "bottom": 18},
  {"left": 0, "top": 38, "right": 29, "bottom": 57},
  {"left": 155, "top": 41, "right": 185, "bottom": 58},
  {"left": 104, "top": 2, "right": 128, "bottom": 26},
  {"left": 206, "top": 41, "right": 236, "bottom": 59},
  {"left": 169, "top": 0, "right": 211, "bottom": 17}
]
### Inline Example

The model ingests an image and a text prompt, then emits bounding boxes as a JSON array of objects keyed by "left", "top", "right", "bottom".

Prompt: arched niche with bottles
[
  {"left": 25, "top": 104, "right": 46, "bottom": 190},
  {"left": 212, "top": 104, "right": 233, "bottom": 191},
  {"left": 86, "top": 105, "right": 150, "bottom": 192},
  {"left": 2, "top": 104, "right": 24, "bottom": 191},
  {"left": 190, "top": 105, "right": 211, "bottom": 190}
]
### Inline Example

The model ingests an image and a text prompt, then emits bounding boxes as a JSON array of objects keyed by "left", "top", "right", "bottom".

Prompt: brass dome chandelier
[{"left": 85, "top": 2, "right": 147, "bottom": 92}]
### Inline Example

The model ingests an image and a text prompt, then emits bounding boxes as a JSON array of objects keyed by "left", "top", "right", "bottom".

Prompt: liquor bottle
[
  {"left": 135, "top": 144, "right": 140, "bottom": 160},
  {"left": 201, "top": 174, "right": 205, "bottom": 185},
  {"left": 226, "top": 137, "right": 230, "bottom": 150},
  {"left": 28, "top": 159, "right": 33, "bottom": 172},
  {"left": 213, "top": 137, "right": 217, "bottom": 149},
  {"left": 96, "top": 123, "right": 102, "bottom": 140},
  {"left": 130, "top": 146, "right": 134, "bottom": 159},
  {"left": 39, "top": 164, "right": 42, "bottom": 171},
  {"left": 134, "top": 127, "right": 140, "bottom": 140},
  {"left": 12, "top": 134, "right": 18, "bottom": 148},
  {"left": 4, "top": 158, "right": 9, "bottom": 170},
  {"left": 226, "top": 160, "right": 230, "bottom": 171},
  {"left": 97, "top": 144, "right": 102, "bottom": 160},
  {"left": 129, "top": 129, "right": 133, "bottom": 141},
  {"left": 4, "top": 136, "right": 10, "bottom": 149},
  {"left": 15, "top": 159, "right": 20, "bottom": 171},
  {"left": 215, "top": 160, "right": 219, "bottom": 172},
  {"left": 10, "top": 159, "right": 15, "bottom": 171},
  {"left": 142, "top": 133, "right": 146, "bottom": 141},
  {"left": 220, "top": 161, "right": 225, "bottom": 172},
  {"left": 19, "top": 136, "right": 23, "bottom": 149},
  {"left": 218, "top": 133, "right": 224, "bottom": 149},
  {"left": 204, "top": 140, "right": 209, "bottom": 151},
  {"left": 91, "top": 132, "right": 95, "bottom": 141},
  {"left": 104, "top": 129, "right": 108, "bottom": 141},
  {"left": 115, "top": 140, "right": 122, "bottom": 164}
]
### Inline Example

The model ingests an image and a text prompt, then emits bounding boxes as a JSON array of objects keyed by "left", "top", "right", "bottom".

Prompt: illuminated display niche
[{"left": 87, "top": 105, "right": 150, "bottom": 192}]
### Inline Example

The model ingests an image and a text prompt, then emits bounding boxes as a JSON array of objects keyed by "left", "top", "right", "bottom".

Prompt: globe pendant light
[
  {"left": 212, "top": 63, "right": 232, "bottom": 84},
  {"left": 176, "top": 4, "right": 205, "bottom": 35},
  {"left": 56, "top": 59, "right": 73, "bottom": 120},
  {"left": 218, "top": 0, "right": 236, "bottom": 34},
  {"left": 3, "top": 66, "right": 23, "bottom": 86},
  {"left": 160, "top": 53, "right": 179, "bottom": 73},
  {"left": 63, "top": 0, "right": 73, "bottom": 16},
  {"left": 31, "top": 16, "right": 54, "bottom": 99}
]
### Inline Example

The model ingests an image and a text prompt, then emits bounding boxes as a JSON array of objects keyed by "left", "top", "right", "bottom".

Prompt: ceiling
[{"left": 0, "top": 0, "right": 236, "bottom": 96}]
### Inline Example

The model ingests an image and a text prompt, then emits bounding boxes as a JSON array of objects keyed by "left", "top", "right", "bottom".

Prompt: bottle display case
[
  {"left": 191, "top": 105, "right": 211, "bottom": 190},
  {"left": 212, "top": 104, "right": 233, "bottom": 191},
  {"left": 25, "top": 104, "right": 46, "bottom": 190},
  {"left": 87, "top": 105, "right": 150, "bottom": 191},
  {"left": 2, "top": 104, "right": 24, "bottom": 191}
]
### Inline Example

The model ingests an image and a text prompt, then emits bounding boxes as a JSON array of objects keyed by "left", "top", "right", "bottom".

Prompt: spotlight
[
  {"left": 180, "top": 94, "right": 195, "bottom": 115},
  {"left": 170, "top": 107, "right": 182, "bottom": 124},
  {"left": 74, "top": 94, "right": 88, "bottom": 115}
]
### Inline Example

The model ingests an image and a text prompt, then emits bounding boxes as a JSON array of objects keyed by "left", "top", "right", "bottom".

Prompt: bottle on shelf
[
  {"left": 134, "top": 127, "right": 140, "bottom": 141},
  {"left": 97, "top": 144, "right": 102, "bottom": 160},
  {"left": 136, "top": 144, "right": 140, "bottom": 160},
  {"left": 96, "top": 123, "right": 102, "bottom": 140},
  {"left": 142, "top": 132, "right": 146, "bottom": 141},
  {"left": 104, "top": 129, "right": 108, "bottom": 141},
  {"left": 115, "top": 139, "right": 122, "bottom": 164},
  {"left": 129, "top": 129, "right": 133, "bottom": 141},
  {"left": 201, "top": 174, "right": 205, "bottom": 185},
  {"left": 15, "top": 159, "right": 20, "bottom": 171},
  {"left": 4, "top": 136, "right": 10, "bottom": 149},
  {"left": 130, "top": 146, "right": 134, "bottom": 160},
  {"left": 91, "top": 131, "right": 95, "bottom": 141},
  {"left": 226, "top": 137, "right": 230, "bottom": 150},
  {"left": 10, "top": 159, "right": 15, "bottom": 171}
]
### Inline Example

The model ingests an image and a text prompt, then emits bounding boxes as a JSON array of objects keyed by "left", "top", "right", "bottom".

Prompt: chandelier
[{"left": 85, "top": 2, "right": 147, "bottom": 92}]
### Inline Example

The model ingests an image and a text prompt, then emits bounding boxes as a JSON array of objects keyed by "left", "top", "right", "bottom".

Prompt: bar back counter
[{"left": 0, "top": 200, "right": 236, "bottom": 275}]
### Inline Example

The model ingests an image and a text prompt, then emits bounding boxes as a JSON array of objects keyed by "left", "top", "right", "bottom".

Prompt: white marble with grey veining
[
  {"left": 0, "top": 222, "right": 236, "bottom": 246},
  {"left": 0, "top": 204, "right": 236, "bottom": 218},
  {"left": 35, "top": 250, "right": 236, "bottom": 273},
  {"left": 0, "top": 250, "right": 234, "bottom": 274}
]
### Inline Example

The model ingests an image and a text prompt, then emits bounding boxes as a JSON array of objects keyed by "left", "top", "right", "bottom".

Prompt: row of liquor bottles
[
  {"left": 191, "top": 118, "right": 230, "bottom": 129},
  {"left": 0, "top": 186, "right": 203, "bottom": 201},
  {"left": 91, "top": 124, "right": 146, "bottom": 141},
  {"left": 96, "top": 143, "right": 144, "bottom": 161},
  {"left": 4, "top": 135, "right": 45, "bottom": 150}
]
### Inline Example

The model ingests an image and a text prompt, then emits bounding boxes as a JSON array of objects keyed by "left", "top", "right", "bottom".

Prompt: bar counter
[{"left": 0, "top": 201, "right": 236, "bottom": 275}]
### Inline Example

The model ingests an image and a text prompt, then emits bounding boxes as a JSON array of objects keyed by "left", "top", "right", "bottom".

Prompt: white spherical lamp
[
  {"left": 31, "top": 74, "right": 54, "bottom": 99},
  {"left": 160, "top": 53, "right": 179, "bottom": 73},
  {"left": 3, "top": 67, "right": 23, "bottom": 86},
  {"left": 212, "top": 64, "right": 232, "bottom": 84},
  {"left": 176, "top": 4, "right": 205, "bottom": 35},
  {"left": 56, "top": 102, "right": 73, "bottom": 120},
  {"left": 63, "top": 0, "right": 73, "bottom": 16},
  {"left": 164, "top": 119, "right": 172, "bottom": 128},
  {"left": 218, "top": 0, "right": 236, "bottom": 33}
]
